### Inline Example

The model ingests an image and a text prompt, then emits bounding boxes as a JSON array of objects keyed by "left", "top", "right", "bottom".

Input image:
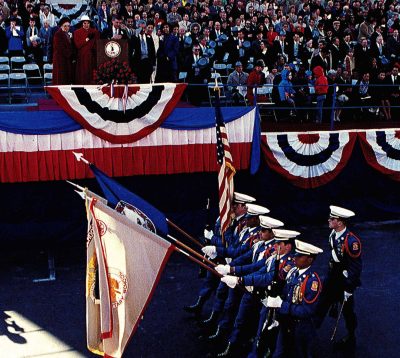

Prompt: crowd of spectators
[{"left": 1, "top": 0, "right": 400, "bottom": 119}]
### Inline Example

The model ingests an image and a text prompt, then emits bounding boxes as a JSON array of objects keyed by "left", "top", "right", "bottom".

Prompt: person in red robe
[
  {"left": 246, "top": 59, "right": 266, "bottom": 104},
  {"left": 73, "top": 15, "right": 100, "bottom": 84},
  {"left": 52, "top": 17, "right": 75, "bottom": 85}
]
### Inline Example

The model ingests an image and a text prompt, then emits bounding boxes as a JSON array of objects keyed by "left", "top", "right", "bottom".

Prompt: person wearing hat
[
  {"left": 202, "top": 204, "right": 269, "bottom": 344},
  {"left": 315, "top": 206, "right": 361, "bottom": 351},
  {"left": 198, "top": 195, "right": 258, "bottom": 335},
  {"left": 202, "top": 203, "right": 269, "bottom": 264},
  {"left": 200, "top": 215, "right": 280, "bottom": 338},
  {"left": 246, "top": 59, "right": 266, "bottom": 104},
  {"left": 214, "top": 224, "right": 292, "bottom": 358},
  {"left": 5, "top": 16, "right": 24, "bottom": 57},
  {"left": 184, "top": 193, "right": 256, "bottom": 317},
  {"left": 73, "top": 15, "right": 100, "bottom": 84},
  {"left": 53, "top": 17, "right": 75, "bottom": 85},
  {"left": 266, "top": 239, "right": 323, "bottom": 358},
  {"left": 227, "top": 61, "right": 249, "bottom": 105},
  {"left": 217, "top": 228, "right": 298, "bottom": 358}
]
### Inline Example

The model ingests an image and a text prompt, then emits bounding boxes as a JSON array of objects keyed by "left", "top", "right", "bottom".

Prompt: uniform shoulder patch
[{"left": 345, "top": 233, "right": 361, "bottom": 258}]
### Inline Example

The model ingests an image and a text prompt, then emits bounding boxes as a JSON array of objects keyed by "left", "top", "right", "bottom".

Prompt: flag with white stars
[{"left": 215, "top": 88, "right": 236, "bottom": 237}]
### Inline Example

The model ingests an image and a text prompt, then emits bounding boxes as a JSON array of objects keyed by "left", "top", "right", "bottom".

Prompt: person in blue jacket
[
  {"left": 183, "top": 192, "right": 256, "bottom": 317},
  {"left": 266, "top": 239, "right": 323, "bottom": 358},
  {"left": 217, "top": 228, "right": 299, "bottom": 358},
  {"left": 315, "top": 205, "right": 362, "bottom": 352},
  {"left": 197, "top": 199, "right": 267, "bottom": 335},
  {"left": 6, "top": 17, "right": 24, "bottom": 57},
  {"left": 278, "top": 68, "right": 297, "bottom": 117},
  {"left": 201, "top": 203, "right": 269, "bottom": 347}
]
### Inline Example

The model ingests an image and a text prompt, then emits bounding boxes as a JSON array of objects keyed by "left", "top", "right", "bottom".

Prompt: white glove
[
  {"left": 215, "top": 264, "right": 231, "bottom": 275},
  {"left": 267, "top": 296, "right": 283, "bottom": 308},
  {"left": 201, "top": 245, "right": 217, "bottom": 259},
  {"left": 221, "top": 275, "right": 239, "bottom": 288},
  {"left": 245, "top": 286, "right": 254, "bottom": 293},
  {"left": 344, "top": 291, "right": 352, "bottom": 302},
  {"left": 261, "top": 297, "right": 269, "bottom": 308},
  {"left": 204, "top": 229, "right": 214, "bottom": 240}
]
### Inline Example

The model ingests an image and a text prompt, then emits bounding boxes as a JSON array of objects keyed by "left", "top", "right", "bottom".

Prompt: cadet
[
  {"left": 315, "top": 206, "right": 362, "bottom": 351},
  {"left": 202, "top": 204, "right": 269, "bottom": 348},
  {"left": 218, "top": 228, "right": 299, "bottom": 357},
  {"left": 200, "top": 215, "right": 283, "bottom": 336},
  {"left": 183, "top": 193, "right": 255, "bottom": 316},
  {"left": 267, "top": 239, "right": 323, "bottom": 358}
]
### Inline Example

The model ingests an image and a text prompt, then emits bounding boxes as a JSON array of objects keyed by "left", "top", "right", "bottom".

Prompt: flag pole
[
  {"left": 166, "top": 219, "right": 204, "bottom": 248},
  {"left": 174, "top": 246, "right": 248, "bottom": 292},
  {"left": 167, "top": 234, "right": 216, "bottom": 267},
  {"left": 173, "top": 246, "right": 222, "bottom": 278},
  {"left": 72, "top": 151, "right": 205, "bottom": 249}
]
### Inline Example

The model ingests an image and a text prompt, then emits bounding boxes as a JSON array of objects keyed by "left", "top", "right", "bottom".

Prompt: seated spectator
[
  {"left": 227, "top": 61, "right": 249, "bottom": 105},
  {"left": 246, "top": 59, "right": 266, "bottom": 104}
]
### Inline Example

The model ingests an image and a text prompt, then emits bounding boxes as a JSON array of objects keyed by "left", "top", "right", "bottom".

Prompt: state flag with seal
[{"left": 86, "top": 196, "right": 175, "bottom": 357}]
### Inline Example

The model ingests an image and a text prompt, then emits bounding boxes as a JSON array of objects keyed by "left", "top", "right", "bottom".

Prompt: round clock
[{"left": 105, "top": 40, "right": 121, "bottom": 58}]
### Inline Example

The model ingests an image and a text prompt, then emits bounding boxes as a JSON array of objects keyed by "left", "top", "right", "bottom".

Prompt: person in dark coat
[
  {"left": 101, "top": 14, "right": 128, "bottom": 40},
  {"left": 156, "top": 23, "right": 179, "bottom": 82},
  {"left": 315, "top": 206, "right": 362, "bottom": 353},
  {"left": 73, "top": 15, "right": 100, "bottom": 85},
  {"left": 52, "top": 17, "right": 75, "bottom": 85},
  {"left": 130, "top": 23, "right": 156, "bottom": 83},
  {"left": 374, "top": 70, "right": 391, "bottom": 120}
]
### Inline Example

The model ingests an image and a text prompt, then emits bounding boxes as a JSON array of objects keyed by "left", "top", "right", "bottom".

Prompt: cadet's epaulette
[
  {"left": 343, "top": 232, "right": 362, "bottom": 258},
  {"left": 300, "top": 272, "right": 322, "bottom": 304}
]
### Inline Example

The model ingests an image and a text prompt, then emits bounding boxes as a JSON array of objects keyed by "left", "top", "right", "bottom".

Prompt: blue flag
[{"left": 90, "top": 165, "right": 168, "bottom": 236}]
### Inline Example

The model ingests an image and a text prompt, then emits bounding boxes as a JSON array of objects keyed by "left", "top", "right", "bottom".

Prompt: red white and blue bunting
[
  {"left": 358, "top": 129, "right": 400, "bottom": 181},
  {"left": 45, "top": 83, "right": 187, "bottom": 144},
  {"left": 262, "top": 131, "right": 357, "bottom": 188}
]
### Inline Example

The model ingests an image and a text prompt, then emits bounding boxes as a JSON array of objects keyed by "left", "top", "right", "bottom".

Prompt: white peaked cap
[
  {"left": 259, "top": 216, "right": 284, "bottom": 229},
  {"left": 272, "top": 229, "right": 300, "bottom": 241},
  {"left": 233, "top": 192, "right": 256, "bottom": 204},
  {"left": 329, "top": 205, "right": 355, "bottom": 219},
  {"left": 245, "top": 203, "right": 270, "bottom": 216},
  {"left": 295, "top": 239, "right": 323, "bottom": 255}
]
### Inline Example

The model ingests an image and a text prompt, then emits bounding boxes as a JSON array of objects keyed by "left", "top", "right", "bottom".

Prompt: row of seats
[{"left": 0, "top": 62, "right": 52, "bottom": 86}]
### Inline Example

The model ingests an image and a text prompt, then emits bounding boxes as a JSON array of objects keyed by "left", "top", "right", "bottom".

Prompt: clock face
[{"left": 105, "top": 41, "right": 121, "bottom": 58}]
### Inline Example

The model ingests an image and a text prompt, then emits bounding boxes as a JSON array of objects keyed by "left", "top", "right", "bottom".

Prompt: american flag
[{"left": 215, "top": 88, "right": 236, "bottom": 236}]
